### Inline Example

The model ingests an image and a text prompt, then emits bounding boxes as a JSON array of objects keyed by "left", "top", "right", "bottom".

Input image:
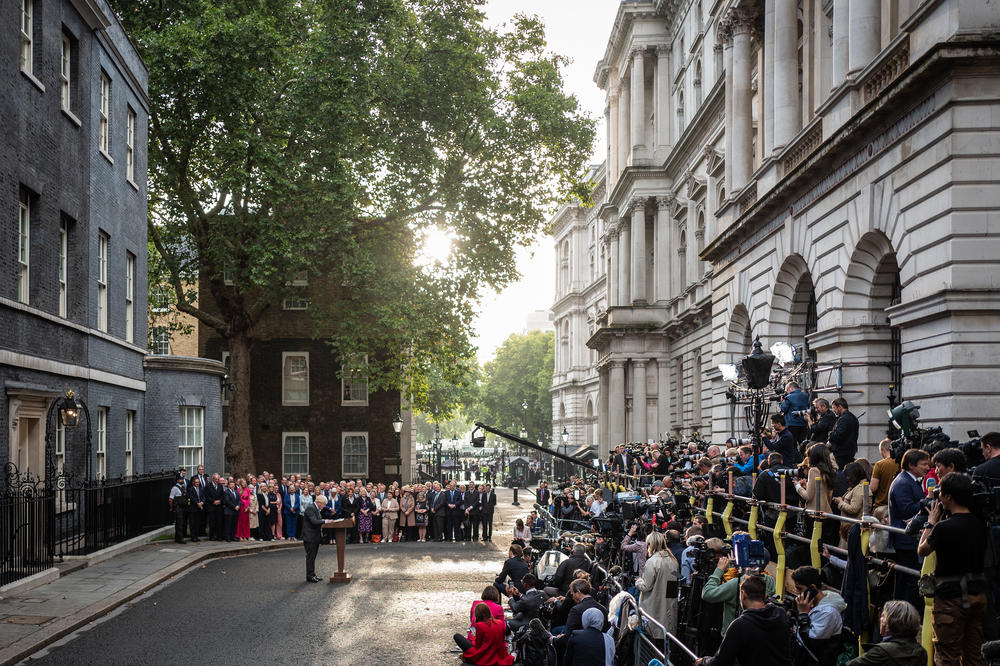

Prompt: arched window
[
  {"left": 694, "top": 59, "right": 703, "bottom": 107},
  {"left": 678, "top": 229, "right": 688, "bottom": 291}
]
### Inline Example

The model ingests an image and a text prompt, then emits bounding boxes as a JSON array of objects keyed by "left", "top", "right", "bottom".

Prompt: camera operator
[
  {"left": 805, "top": 398, "right": 836, "bottom": 445},
  {"left": 680, "top": 527, "right": 705, "bottom": 582},
  {"left": 888, "top": 448, "right": 930, "bottom": 607},
  {"left": 506, "top": 573, "right": 548, "bottom": 632},
  {"left": 556, "top": 487, "right": 581, "bottom": 523},
  {"left": 545, "top": 543, "right": 591, "bottom": 597},
  {"left": 827, "top": 398, "right": 859, "bottom": 469},
  {"left": 494, "top": 544, "right": 530, "bottom": 598},
  {"left": 695, "top": 574, "right": 793, "bottom": 666},
  {"left": 701, "top": 537, "right": 777, "bottom": 637},
  {"left": 780, "top": 382, "right": 811, "bottom": 444},
  {"left": 621, "top": 521, "right": 650, "bottom": 577},
  {"left": 763, "top": 415, "right": 799, "bottom": 466},
  {"left": 787, "top": 566, "right": 847, "bottom": 662},
  {"left": 917, "top": 472, "right": 989, "bottom": 666}
]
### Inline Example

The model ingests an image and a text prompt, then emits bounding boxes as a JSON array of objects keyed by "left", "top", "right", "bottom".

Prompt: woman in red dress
[
  {"left": 236, "top": 478, "right": 252, "bottom": 540},
  {"left": 453, "top": 601, "right": 513, "bottom": 665}
]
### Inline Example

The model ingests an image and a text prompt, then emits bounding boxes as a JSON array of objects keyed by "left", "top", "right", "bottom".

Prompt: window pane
[
  {"left": 283, "top": 435, "right": 308, "bottom": 475},
  {"left": 178, "top": 407, "right": 204, "bottom": 475},
  {"left": 283, "top": 354, "right": 308, "bottom": 404},
  {"left": 343, "top": 434, "right": 367, "bottom": 475}
]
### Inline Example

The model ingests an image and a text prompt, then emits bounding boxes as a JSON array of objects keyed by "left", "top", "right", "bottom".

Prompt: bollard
[
  {"left": 512, "top": 488, "right": 520, "bottom": 506},
  {"left": 921, "top": 552, "right": 936, "bottom": 666},
  {"left": 775, "top": 509, "right": 788, "bottom": 600},
  {"left": 722, "top": 499, "right": 734, "bottom": 538}
]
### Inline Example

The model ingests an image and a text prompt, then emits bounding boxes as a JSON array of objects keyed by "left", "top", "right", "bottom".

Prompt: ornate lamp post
[
  {"left": 741, "top": 336, "right": 776, "bottom": 475},
  {"left": 44, "top": 390, "right": 91, "bottom": 483},
  {"left": 561, "top": 426, "right": 569, "bottom": 479}
]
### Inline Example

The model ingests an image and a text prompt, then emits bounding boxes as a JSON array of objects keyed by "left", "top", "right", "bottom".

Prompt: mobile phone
[{"left": 805, "top": 585, "right": 819, "bottom": 602}]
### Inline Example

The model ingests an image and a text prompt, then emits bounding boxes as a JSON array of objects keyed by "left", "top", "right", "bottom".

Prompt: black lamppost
[
  {"left": 561, "top": 426, "right": 569, "bottom": 480},
  {"left": 741, "top": 336, "right": 776, "bottom": 475},
  {"left": 434, "top": 422, "right": 442, "bottom": 483},
  {"left": 391, "top": 411, "right": 403, "bottom": 483}
]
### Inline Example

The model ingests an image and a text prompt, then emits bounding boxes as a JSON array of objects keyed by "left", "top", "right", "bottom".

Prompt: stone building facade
[
  {"left": 558, "top": 0, "right": 1000, "bottom": 460},
  {"left": 2, "top": 0, "right": 223, "bottom": 481}
]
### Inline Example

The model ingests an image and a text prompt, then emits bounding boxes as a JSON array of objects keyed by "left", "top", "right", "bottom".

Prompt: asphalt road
[{"left": 24, "top": 489, "right": 530, "bottom": 665}]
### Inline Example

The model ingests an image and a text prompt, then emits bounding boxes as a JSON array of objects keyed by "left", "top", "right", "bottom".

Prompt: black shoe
[
  {"left": 191, "top": 538, "right": 200, "bottom": 543},
  {"left": 175, "top": 539, "right": 186, "bottom": 544},
  {"left": 307, "top": 575, "right": 322, "bottom": 583}
]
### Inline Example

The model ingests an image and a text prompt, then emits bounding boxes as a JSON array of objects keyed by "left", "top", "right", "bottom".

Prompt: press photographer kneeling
[{"left": 695, "top": 574, "right": 793, "bottom": 666}]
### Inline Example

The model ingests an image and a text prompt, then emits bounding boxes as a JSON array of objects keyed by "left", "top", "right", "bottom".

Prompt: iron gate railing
[{"left": 2, "top": 463, "right": 174, "bottom": 586}]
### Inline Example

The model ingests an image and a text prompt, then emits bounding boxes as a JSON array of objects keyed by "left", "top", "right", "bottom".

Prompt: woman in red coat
[{"left": 453, "top": 602, "right": 513, "bottom": 665}]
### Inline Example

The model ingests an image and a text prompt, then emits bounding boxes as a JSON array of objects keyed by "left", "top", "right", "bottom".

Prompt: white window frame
[
  {"left": 222, "top": 352, "right": 231, "bottom": 405},
  {"left": 61, "top": 33, "right": 71, "bottom": 111},
  {"left": 59, "top": 220, "right": 67, "bottom": 317},
  {"left": 281, "top": 352, "right": 309, "bottom": 406},
  {"left": 125, "top": 252, "right": 134, "bottom": 342},
  {"left": 282, "top": 432, "right": 309, "bottom": 476},
  {"left": 99, "top": 72, "right": 111, "bottom": 159},
  {"left": 97, "top": 232, "right": 108, "bottom": 331},
  {"left": 20, "top": 0, "right": 32, "bottom": 75},
  {"left": 151, "top": 326, "right": 171, "bottom": 355},
  {"left": 282, "top": 297, "right": 309, "bottom": 310},
  {"left": 125, "top": 410, "right": 134, "bottom": 477},
  {"left": 341, "top": 353, "right": 369, "bottom": 406},
  {"left": 18, "top": 190, "right": 29, "bottom": 304},
  {"left": 96, "top": 407, "right": 107, "bottom": 479},
  {"left": 342, "top": 432, "right": 369, "bottom": 477},
  {"left": 150, "top": 284, "right": 171, "bottom": 313},
  {"left": 55, "top": 420, "right": 65, "bottom": 473},
  {"left": 126, "top": 107, "right": 136, "bottom": 184},
  {"left": 178, "top": 406, "right": 204, "bottom": 475}
]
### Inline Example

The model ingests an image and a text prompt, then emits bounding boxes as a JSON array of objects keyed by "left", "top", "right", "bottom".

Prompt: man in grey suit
[{"left": 302, "top": 494, "right": 334, "bottom": 582}]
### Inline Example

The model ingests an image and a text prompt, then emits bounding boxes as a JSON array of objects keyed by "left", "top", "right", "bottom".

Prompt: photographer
[
  {"left": 827, "top": 398, "right": 859, "bottom": 469},
  {"left": 545, "top": 543, "right": 591, "bottom": 596},
  {"left": 493, "top": 544, "right": 529, "bottom": 598},
  {"left": 917, "top": 472, "right": 988, "bottom": 665},
  {"left": 701, "top": 537, "right": 777, "bottom": 637},
  {"left": 780, "top": 382, "right": 811, "bottom": 444},
  {"left": 973, "top": 431, "right": 1000, "bottom": 483},
  {"left": 506, "top": 573, "right": 548, "bottom": 632},
  {"left": 763, "top": 415, "right": 799, "bottom": 466},
  {"left": 787, "top": 566, "right": 846, "bottom": 655},
  {"left": 805, "top": 398, "right": 836, "bottom": 444},
  {"left": 621, "top": 522, "right": 649, "bottom": 577},
  {"left": 695, "top": 575, "right": 793, "bottom": 666}
]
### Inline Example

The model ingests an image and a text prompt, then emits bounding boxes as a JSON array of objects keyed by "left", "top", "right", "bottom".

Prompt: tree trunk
[{"left": 227, "top": 332, "right": 256, "bottom": 475}]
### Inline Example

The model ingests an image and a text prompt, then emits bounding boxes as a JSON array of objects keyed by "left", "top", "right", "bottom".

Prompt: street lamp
[
  {"left": 742, "top": 336, "right": 776, "bottom": 474},
  {"left": 561, "top": 427, "right": 569, "bottom": 479},
  {"left": 390, "top": 411, "right": 403, "bottom": 484},
  {"left": 45, "top": 389, "right": 91, "bottom": 483},
  {"left": 391, "top": 411, "right": 403, "bottom": 435},
  {"left": 434, "top": 422, "right": 442, "bottom": 484}
]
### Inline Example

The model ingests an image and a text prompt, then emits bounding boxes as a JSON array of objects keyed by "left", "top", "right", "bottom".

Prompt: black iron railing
[{"left": 1, "top": 464, "right": 174, "bottom": 586}]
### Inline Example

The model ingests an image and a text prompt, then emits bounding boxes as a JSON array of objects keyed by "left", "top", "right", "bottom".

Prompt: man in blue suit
[
  {"left": 283, "top": 485, "right": 300, "bottom": 540},
  {"left": 888, "top": 448, "right": 930, "bottom": 607},
  {"left": 444, "top": 480, "right": 464, "bottom": 542}
]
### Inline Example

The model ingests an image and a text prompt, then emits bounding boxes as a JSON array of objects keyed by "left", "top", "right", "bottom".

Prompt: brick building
[
  {"left": 2, "top": 0, "right": 223, "bottom": 481},
  {"left": 198, "top": 277, "right": 413, "bottom": 483}
]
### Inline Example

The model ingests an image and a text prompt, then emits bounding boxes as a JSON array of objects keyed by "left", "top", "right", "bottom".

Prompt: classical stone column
[
  {"left": 618, "top": 77, "right": 631, "bottom": 171},
  {"left": 609, "top": 361, "right": 626, "bottom": 446},
  {"left": 731, "top": 10, "right": 754, "bottom": 191},
  {"left": 608, "top": 230, "right": 620, "bottom": 307},
  {"left": 607, "top": 92, "right": 617, "bottom": 186},
  {"left": 598, "top": 365, "right": 610, "bottom": 458},
  {"left": 632, "top": 359, "right": 647, "bottom": 443},
  {"left": 655, "top": 196, "right": 672, "bottom": 301},
  {"left": 719, "top": 19, "right": 734, "bottom": 192},
  {"left": 657, "top": 359, "right": 671, "bottom": 437},
  {"left": 686, "top": 197, "right": 699, "bottom": 283},
  {"left": 832, "top": 0, "right": 849, "bottom": 86},
  {"left": 618, "top": 219, "right": 631, "bottom": 307},
  {"left": 630, "top": 49, "right": 646, "bottom": 158},
  {"left": 773, "top": 0, "right": 800, "bottom": 149},
  {"left": 848, "top": 0, "right": 881, "bottom": 75},
  {"left": 655, "top": 46, "right": 671, "bottom": 150},
  {"left": 630, "top": 199, "right": 647, "bottom": 304},
  {"left": 763, "top": 0, "right": 775, "bottom": 156}
]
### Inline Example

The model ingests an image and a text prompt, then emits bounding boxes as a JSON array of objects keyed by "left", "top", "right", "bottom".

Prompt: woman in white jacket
[{"left": 634, "top": 531, "right": 679, "bottom": 650}]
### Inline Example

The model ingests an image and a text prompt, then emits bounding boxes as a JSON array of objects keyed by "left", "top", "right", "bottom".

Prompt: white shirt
[{"left": 590, "top": 499, "right": 607, "bottom": 517}]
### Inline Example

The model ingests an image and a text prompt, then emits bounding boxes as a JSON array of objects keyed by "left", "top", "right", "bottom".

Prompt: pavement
[{"left": 0, "top": 484, "right": 536, "bottom": 665}]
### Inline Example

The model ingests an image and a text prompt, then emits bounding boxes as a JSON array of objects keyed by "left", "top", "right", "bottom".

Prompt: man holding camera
[
  {"left": 780, "top": 382, "right": 811, "bottom": 444},
  {"left": 917, "top": 472, "right": 988, "bottom": 665},
  {"left": 805, "top": 398, "right": 836, "bottom": 444},
  {"left": 763, "top": 415, "right": 798, "bottom": 466},
  {"left": 701, "top": 538, "right": 777, "bottom": 637},
  {"left": 695, "top": 575, "right": 792, "bottom": 666}
]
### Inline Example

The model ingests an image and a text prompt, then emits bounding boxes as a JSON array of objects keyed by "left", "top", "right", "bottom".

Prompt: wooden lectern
[{"left": 327, "top": 517, "right": 355, "bottom": 584}]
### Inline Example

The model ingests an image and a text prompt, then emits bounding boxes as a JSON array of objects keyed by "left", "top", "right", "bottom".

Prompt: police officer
[{"left": 168, "top": 476, "right": 189, "bottom": 544}]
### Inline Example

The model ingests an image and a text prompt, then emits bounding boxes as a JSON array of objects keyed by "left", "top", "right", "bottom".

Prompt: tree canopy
[
  {"left": 477, "top": 330, "right": 554, "bottom": 443},
  {"left": 113, "top": 0, "right": 594, "bottom": 472}
]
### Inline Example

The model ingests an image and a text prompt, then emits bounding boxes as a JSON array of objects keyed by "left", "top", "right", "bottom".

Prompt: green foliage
[
  {"left": 477, "top": 330, "right": 554, "bottom": 442},
  {"left": 112, "top": 0, "right": 593, "bottom": 466}
]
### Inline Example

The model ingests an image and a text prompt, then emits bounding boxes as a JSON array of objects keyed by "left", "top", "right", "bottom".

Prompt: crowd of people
[{"left": 168, "top": 470, "right": 499, "bottom": 550}]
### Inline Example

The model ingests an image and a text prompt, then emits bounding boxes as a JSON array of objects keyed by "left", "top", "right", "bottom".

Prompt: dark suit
[
  {"left": 809, "top": 411, "right": 837, "bottom": 443},
  {"left": 444, "top": 489, "right": 464, "bottom": 541},
  {"left": 187, "top": 483, "right": 206, "bottom": 542},
  {"left": 828, "top": 410, "right": 860, "bottom": 468},
  {"left": 425, "top": 489, "right": 438, "bottom": 539},
  {"left": 508, "top": 588, "right": 547, "bottom": 631},
  {"left": 611, "top": 452, "right": 630, "bottom": 473},
  {"left": 493, "top": 556, "right": 530, "bottom": 598},
  {"left": 340, "top": 495, "right": 360, "bottom": 543},
  {"left": 463, "top": 490, "right": 480, "bottom": 540},
  {"left": 256, "top": 490, "right": 272, "bottom": 540},
  {"left": 536, "top": 486, "right": 550, "bottom": 506},
  {"left": 222, "top": 486, "right": 240, "bottom": 541},
  {"left": 432, "top": 491, "right": 448, "bottom": 540},
  {"left": 555, "top": 596, "right": 610, "bottom": 661},
  {"left": 764, "top": 428, "right": 799, "bottom": 466},
  {"left": 301, "top": 503, "right": 326, "bottom": 580},
  {"left": 193, "top": 474, "right": 209, "bottom": 535},
  {"left": 205, "top": 481, "right": 224, "bottom": 540},
  {"left": 480, "top": 491, "right": 496, "bottom": 541},
  {"left": 888, "top": 470, "right": 924, "bottom": 606},
  {"left": 550, "top": 554, "right": 592, "bottom": 594}
]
